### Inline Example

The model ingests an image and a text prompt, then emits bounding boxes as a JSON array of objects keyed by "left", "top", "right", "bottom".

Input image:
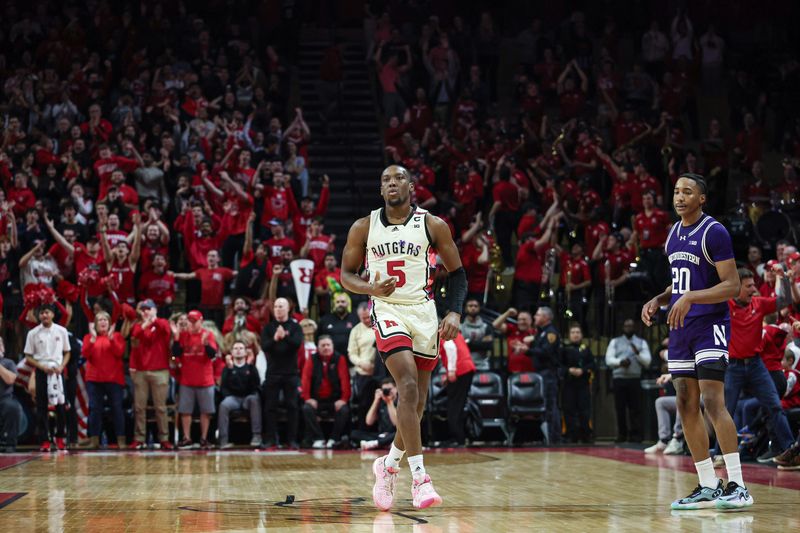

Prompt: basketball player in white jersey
[{"left": 342, "top": 165, "right": 466, "bottom": 510}]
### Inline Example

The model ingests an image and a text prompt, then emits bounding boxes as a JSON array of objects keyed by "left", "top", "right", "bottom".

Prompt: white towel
[{"left": 44, "top": 363, "right": 65, "bottom": 406}]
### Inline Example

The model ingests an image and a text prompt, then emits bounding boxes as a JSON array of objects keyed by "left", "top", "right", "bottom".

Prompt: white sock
[
  {"left": 385, "top": 443, "right": 405, "bottom": 469},
  {"left": 694, "top": 457, "right": 717, "bottom": 489},
  {"left": 408, "top": 454, "right": 426, "bottom": 478},
  {"left": 723, "top": 452, "right": 744, "bottom": 486}
]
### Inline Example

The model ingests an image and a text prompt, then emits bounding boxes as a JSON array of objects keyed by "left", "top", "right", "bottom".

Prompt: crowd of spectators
[{"left": 0, "top": 2, "right": 799, "bottom": 462}]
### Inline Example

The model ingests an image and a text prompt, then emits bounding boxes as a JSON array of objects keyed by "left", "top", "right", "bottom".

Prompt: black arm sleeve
[
  {"left": 445, "top": 266, "right": 468, "bottom": 314},
  {"left": 204, "top": 344, "right": 216, "bottom": 359},
  {"left": 172, "top": 341, "right": 183, "bottom": 357}
]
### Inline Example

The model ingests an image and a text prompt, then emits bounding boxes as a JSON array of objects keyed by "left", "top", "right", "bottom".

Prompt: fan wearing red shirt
[
  {"left": 634, "top": 191, "right": 672, "bottom": 290},
  {"left": 102, "top": 218, "right": 142, "bottom": 305},
  {"left": 592, "top": 232, "right": 635, "bottom": 301},
  {"left": 584, "top": 214, "right": 610, "bottom": 258},
  {"left": 452, "top": 165, "right": 481, "bottom": 229},
  {"left": 557, "top": 60, "right": 588, "bottom": 120},
  {"left": 313, "top": 253, "right": 342, "bottom": 315},
  {"left": 514, "top": 216, "right": 558, "bottom": 312},
  {"left": 222, "top": 297, "right": 263, "bottom": 335},
  {"left": 128, "top": 300, "right": 174, "bottom": 449},
  {"left": 260, "top": 172, "right": 299, "bottom": 228},
  {"left": 100, "top": 212, "right": 130, "bottom": 249},
  {"left": 292, "top": 174, "right": 330, "bottom": 249},
  {"left": 410, "top": 176, "right": 436, "bottom": 210},
  {"left": 139, "top": 219, "right": 170, "bottom": 274},
  {"left": 492, "top": 309, "right": 536, "bottom": 373},
  {"left": 82, "top": 311, "right": 126, "bottom": 449},
  {"left": 301, "top": 335, "right": 351, "bottom": 447},
  {"left": 407, "top": 87, "right": 433, "bottom": 140},
  {"left": 300, "top": 218, "right": 334, "bottom": 272},
  {"left": 630, "top": 163, "right": 663, "bottom": 211},
  {"left": 80, "top": 104, "right": 114, "bottom": 147},
  {"left": 137, "top": 253, "right": 175, "bottom": 311},
  {"left": 179, "top": 207, "right": 228, "bottom": 271},
  {"left": 7, "top": 173, "right": 36, "bottom": 218},
  {"left": 761, "top": 321, "right": 790, "bottom": 391},
  {"left": 265, "top": 219, "right": 296, "bottom": 269},
  {"left": 613, "top": 108, "right": 648, "bottom": 148},
  {"left": 726, "top": 269, "right": 795, "bottom": 454},
  {"left": 202, "top": 171, "right": 255, "bottom": 269},
  {"left": 43, "top": 215, "right": 106, "bottom": 296},
  {"left": 440, "top": 332, "right": 477, "bottom": 445},
  {"left": 758, "top": 259, "right": 779, "bottom": 297},
  {"left": 173, "top": 250, "right": 235, "bottom": 326},
  {"left": 103, "top": 170, "right": 140, "bottom": 206},
  {"left": 781, "top": 351, "right": 800, "bottom": 410},
  {"left": 571, "top": 132, "right": 599, "bottom": 179},
  {"left": 558, "top": 242, "right": 592, "bottom": 325},
  {"left": 489, "top": 165, "right": 521, "bottom": 265},
  {"left": 460, "top": 221, "right": 490, "bottom": 301},
  {"left": 94, "top": 144, "right": 140, "bottom": 200},
  {"left": 172, "top": 310, "right": 219, "bottom": 449},
  {"left": 228, "top": 149, "right": 257, "bottom": 188}
]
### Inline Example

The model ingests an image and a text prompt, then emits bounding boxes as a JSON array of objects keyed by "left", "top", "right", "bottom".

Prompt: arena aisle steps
[{"left": 297, "top": 29, "right": 386, "bottom": 254}]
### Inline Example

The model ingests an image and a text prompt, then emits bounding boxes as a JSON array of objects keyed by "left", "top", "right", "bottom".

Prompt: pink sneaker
[
  {"left": 372, "top": 456, "right": 399, "bottom": 511},
  {"left": 412, "top": 474, "right": 442, "bottom": 509}
]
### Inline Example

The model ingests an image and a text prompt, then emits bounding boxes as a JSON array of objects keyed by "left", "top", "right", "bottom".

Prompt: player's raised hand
[
  {"left": 641, "top": 297, "right": 660, "bottom": 326},
  {"left": 370, "top": 271, "right": 396, "bottom": 297},
  {"left": 438, "top": 312, "right": 461, "bottom": 341},
  {"left": 666, "top": 293, "right": 692, "bottom": 330}
]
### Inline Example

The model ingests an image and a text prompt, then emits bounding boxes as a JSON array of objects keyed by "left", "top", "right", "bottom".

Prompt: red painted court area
[{"left": 565, "top": 446, "right": 800, "bottom": 491}]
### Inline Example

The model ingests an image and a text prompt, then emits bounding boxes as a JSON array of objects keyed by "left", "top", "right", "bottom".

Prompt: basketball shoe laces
[{"left": 382, "top": 464, "right": 397, "bottom": 497}]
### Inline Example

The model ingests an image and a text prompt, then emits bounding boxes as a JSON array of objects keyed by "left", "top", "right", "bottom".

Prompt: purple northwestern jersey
[{"left": 664, "top": 213, "right": 734, "bottom": 319}]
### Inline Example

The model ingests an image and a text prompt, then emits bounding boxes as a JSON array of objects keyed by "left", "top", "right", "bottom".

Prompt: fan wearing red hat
[
  {"left": 172, "top": 310, "right": 219, "bottom": 450},
  {"left": 128, "top": 299, "right": 174, "bottom": 450},
  {"left": 759, "top": 259, "right": 781, "bottom": 298}
]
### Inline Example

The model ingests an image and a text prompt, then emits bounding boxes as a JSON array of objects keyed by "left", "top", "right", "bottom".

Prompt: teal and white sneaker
[
  {"left": 715, "top": 481, "right": 754, "bottom": 509},
  {"left": 671, "top": 480, "right": 724, "bottom": 510}
]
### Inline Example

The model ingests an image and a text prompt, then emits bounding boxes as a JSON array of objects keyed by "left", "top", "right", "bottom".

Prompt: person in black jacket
[
  {"left": 300, "top": 335, "right": 351, "bottom": 448},
  {"left": 218, "top": 341, "right": 262, "bottom": 449},
  {"left": 561, "top": 323, "right": 596, "bottom": 443},
  {"left": 261, "top": 297, "right": 303, "bottom": 449},
  {"left": 527, "top": 306, "right": 562, "bottom": 443}
]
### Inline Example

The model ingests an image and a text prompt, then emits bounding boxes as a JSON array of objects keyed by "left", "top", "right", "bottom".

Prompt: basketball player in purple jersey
[{"left": 642, "top": 174, "right": 753, "bottom": 509}]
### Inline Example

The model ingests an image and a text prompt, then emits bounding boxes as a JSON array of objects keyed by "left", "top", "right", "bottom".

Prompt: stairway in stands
[{"left": 297, "top": 29, "right": 385, "bottom": 246}]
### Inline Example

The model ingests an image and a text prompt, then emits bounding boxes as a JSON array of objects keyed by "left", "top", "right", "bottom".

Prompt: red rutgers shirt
[
  {"left": 728, "top": 297, "right": 776, "bottom": 358},
  {"left": 195, "top": 267, "right": 235, "bottom": 307},
  {"left": 559, "top": 252, "right": 591, "bottom": 287},
  {"left": 634, "top": 209, "right": 671, "bottom": 249}
]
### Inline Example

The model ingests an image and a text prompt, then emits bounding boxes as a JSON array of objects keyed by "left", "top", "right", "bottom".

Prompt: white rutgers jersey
[{"left": 365, "top": 205, "right": 437, "bottom": 305}]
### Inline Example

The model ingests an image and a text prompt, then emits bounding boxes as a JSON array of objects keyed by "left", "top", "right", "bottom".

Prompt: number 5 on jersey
[{"left": 387, "top": 260, "right": 406, "bottom": 287}]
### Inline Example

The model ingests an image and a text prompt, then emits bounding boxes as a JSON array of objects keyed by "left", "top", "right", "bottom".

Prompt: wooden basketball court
[{"left": 0, "top": 446, "right": 797, "bottom": 531}]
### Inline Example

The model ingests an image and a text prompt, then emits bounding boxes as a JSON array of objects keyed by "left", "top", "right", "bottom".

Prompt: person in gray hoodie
[{"left": 605, "top": 319, "right": 652, "bottom": 442}]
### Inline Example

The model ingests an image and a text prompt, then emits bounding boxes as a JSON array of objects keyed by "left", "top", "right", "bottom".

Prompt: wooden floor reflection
[{"left": 0, "top": 446, "right": 797, "bottom": 532}]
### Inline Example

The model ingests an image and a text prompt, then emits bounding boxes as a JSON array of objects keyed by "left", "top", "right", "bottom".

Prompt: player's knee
[
  {"left": 702, "top": 395, "right": 728, "bottom": 420},
  {"left": 398, "top": 378, "right": 419, "bottom": 405},
  {"left": 675, "top": 394, "right": 699, "bottom": 415}
]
